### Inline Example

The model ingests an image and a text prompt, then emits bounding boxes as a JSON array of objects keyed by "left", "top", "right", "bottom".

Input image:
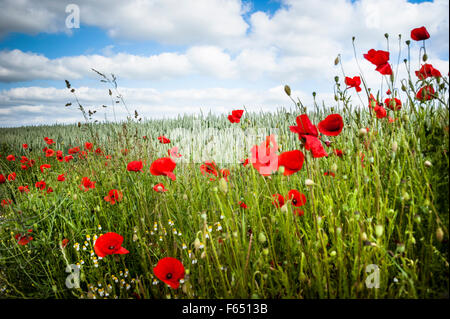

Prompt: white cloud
[{"left": 0, "top": 0, "right": 448, "bottom": 127}]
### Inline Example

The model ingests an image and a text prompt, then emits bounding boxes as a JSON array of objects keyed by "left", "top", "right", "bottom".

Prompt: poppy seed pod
[
  {"left": 359, "top": 128, "right": 367, "bottom": 136},
  {"left": 305, "top": 179, "right": 315, "bottom": 186},
  {"left": 258, "top": 232, "right": 267, "bottom": 244},
  {"left": 334, "top": 56, "right": 340, "bottom": 65},
  {"left": 375, "top": 224, "right": 384, "bottom": 237},
  {"left": 436, "top": 227, "right": 444, "bottom": 242},
  {"left": 392, "top": 141, "right": 398, "bottom": 153},
  {"left": 284, "top": 85, "right": 291, "bottom": 96},
  {"left": 423, "top": 54, "right": 428, "bottom": 62}
]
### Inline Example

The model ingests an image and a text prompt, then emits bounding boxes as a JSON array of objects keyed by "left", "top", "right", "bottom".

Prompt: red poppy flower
[
  {"left": 345, "top": 76, "right": 362, "bottom": 92},
  {"left": 286, "top": 190, "right": 306, "bottom": 207},
  {"left": 150, "top": 157, "right": 176, "bottom": 181},
  {"left": 95, "top": 148, "right": 103, "bottom": 155},
  {"left": 374, "top": 105, "right": 387, "bottom": 119},
  {"left": 121, "top": 149, "right": 129, "bottom": 155},
  {"left": 6, "top": 155, "right": 15, "bottom": 161},
  {"left": 278, "top": 150, "right": 304, "bottom": 176},
  {"left": 57, "top": 174, "right": 65, "bottom": 182},
  {"left": 94, "top": 232, "right": 129, "bottom": 258},
  {"left": 45, "top": 138, "right": 55, "bottom": 145},
  {"left": 241, "top": 158, "right": 250, "bottom": 167},
  {"left": 363, "top": 49, "right": 392, "bottom": 75},
  {"left": 411, "top": 26, "right": 430, "bottom": 41},
  {"left": 272, "top": 193, "right": 285, "bottom": 208},
  {"left": 251, "top": 135, "right": 279, "bottom": 176},
  {"left": 239, "top": 201, "right": 248, "bottom": 209},
  {"left": 334, "top": 149, "right": 343, "bottom": 157},
  {"left": 46, "top": 187, "right": 53, "bottom": 194},
  {"left": 45, "top": 149, "right": 55, "bottom": 157},
  {"left": 78, "top": 151, "right": 88, "bottom": 160},
  {"left": 293, "top": 209, "right": 304, "bottom": 217},
  {"left": 416, "top": 85, "right": 435, "bottom": 101},
  {"left": 20, "top": 156, "right": 29, "bottom": 163},
  {"left": 364, "top": 49, "right": 389, "bottom": 66},
  {"left": 1, "top": 199, "right": 12, "bottom": 207},
  {"left": 61, "top": 238, "right": 69, "bottom": 248},
  {"left": 0, "top": 174, "right": 5, "bottom": 184},
  {"left": 200, "top": 161, "right": 219, "bottom": 180},
  {"left": 56, "top": 150, "right": 64, "bottom": 162},
  {"left": 318, "top": 114, "right": 344, "bottom": 136},
  {"left": 168, "top": 146, "right": 182, "bottom": 159},
  {"left": 35, "top": 180, "right": 46, "bottom": 190},
  {"left": 15, "top": 233, "right": 33, "bottom": 245},
  {"left": 158, "top": 136, "right": 171, "bottom": 144},
  {"left": 153, "top": 183, "right": 168, "bottom": 192},
  {"left": 153, "top": 257, "right": 185, "bottom": 289},
  {"left": 40, "top": 164, "right": 51, "bottom": 173},
  {"left": 228, "top": 109, "right": 244, "bottom": 123},
  {"left": 324, "top": 171, "right": 336, "bottom": 177},
  {"left": 18, "top": 185, "right": 30, "bottom": 193},
  {"left": 7, "top": 172, "right": 16, "bottom": 181},
  {"left": 104, "top": 189, "right": 123, "bottom": 205},
  {"left": 68, "top": 147, "right": 80, "bottom": 154},
  {"left": 384, "top": 98, "right": 402, "bottom": 111},
  {"left": 127, "top": 161, "right": 143, "bottom": 172},
  {"left": 220, "top": 168, "right": 230, "bottom": 182},
  {"left": 22, "top": 144, "right": 28, "bottom": 149},
  {"left": 289, "top": 115, "right": 327, "bottom": 158},
  {"left": 85, "top": 142, "right": 93, "bottom": 151},
  {"left": 64, "top": 155, "right": 73, "bottom": 162},
  {"left": 386, "top": 89, "right": 391, "bottom": 95},
  {"left": 415, "top": 64, "right": 442, "bottom": 80},
  {"left": 79, "top": 177, "right": 96, "bottom": 192}
]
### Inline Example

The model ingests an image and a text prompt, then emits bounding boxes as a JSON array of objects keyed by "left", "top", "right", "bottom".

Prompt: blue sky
[{"left": 0, "top": 0, "right": 447, "bottom": 127}]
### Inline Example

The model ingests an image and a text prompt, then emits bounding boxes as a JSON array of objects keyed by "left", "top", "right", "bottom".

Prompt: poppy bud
[
  {"left": 258, "top": 232, "right": 267, "bottom": 243},
  {"left": 219, "top": 178, "right": 228, "bottom": 193},
  {"left": 278, "top": 166, "right": 285, "bottom": 175},
  {"left": 334, "top": 56, "right": 340, "bottom": 65},
  {"left": 405, "top": 40, "right": 410, "bottom": 46},
  {"left": 414, "top": 214, "right": 421, "bottom": 224},
  {"left": 212, "top": 186, "right": 218, "bottom": 192},
  {"left": 422, "top": 53, "right": 428, "bottom": 62},
  {"left": 330, "top": 250, "right": 336, "bottom": 257},
  {"left": 359, "top": 128, "right": 367, "bottom": 137},
  {"left": 396, "top": 243, "right": 405, "bottom": 253},
  {"left": 411, "top": 236, "right": 416, "bottom": 245},
  {"left": 183, "top": 194, "right": 188, "bottom": 201},
  {"left": 334, "top": 95, "right": 338, "bottom": 101},
  {"left": 194, "top": 238, "right": 201, "bottom": 250},
  {"left": 284, "top": 85, "right": 291, "bottom": 96},
  {"left": 305, "top": 179, "right": 315, "bottom": 186},
  {"left": 263, "top": 248, "right": 269, "bottom": 255},
  {"left": 424, "top": 160, "right": 432, "bottom": 167},
  {"left": 402, "top": 113, "right": 409, "bottom": 122},
  {"left": 392, "top": 141, "right": 398, "bottom": 153},
  {"left": 384, "top": 33, "right": 389, "bottom": 39},
  {"left": 401, "top": 84, "right": 407, "bottom": 91},
  {"left": 402, "top": 190, "right": 410, "bottom": 201},
  {"left": 375, "top": 224, "right": 384, "bottom": 237},
  {"left": 334, "top": 76, "right": 339, "bottom": 83},
  {"left": 436, "top": 227, "right": 444, "bottom": 242}
]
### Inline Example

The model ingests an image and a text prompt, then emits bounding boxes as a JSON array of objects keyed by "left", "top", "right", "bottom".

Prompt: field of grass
[{"left": 0, "top": 36, "right": 449, "bottom": 299}]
